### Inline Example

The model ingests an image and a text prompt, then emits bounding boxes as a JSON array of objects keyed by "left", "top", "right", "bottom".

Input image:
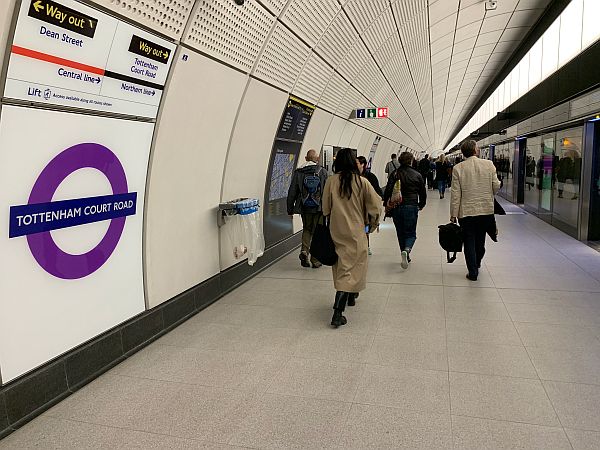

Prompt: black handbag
[
  {"left": 310, "top": 218, "right": 337, "bottom": 266},
  {"left": 438, "top": 222, "right": 463, "bottom": 263}
]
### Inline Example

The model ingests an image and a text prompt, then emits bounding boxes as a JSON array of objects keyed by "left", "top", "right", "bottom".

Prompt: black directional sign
[{"left": 28, "top": 0, "right": 98, "bottom": 38}]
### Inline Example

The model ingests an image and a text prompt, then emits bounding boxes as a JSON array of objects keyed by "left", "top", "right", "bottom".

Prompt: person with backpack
[
  {"left": 287, "top": 149, "right": 329, "bottom": 268},
  {"left": 384, "top": 153, "right": 400, "bottom": 179}
]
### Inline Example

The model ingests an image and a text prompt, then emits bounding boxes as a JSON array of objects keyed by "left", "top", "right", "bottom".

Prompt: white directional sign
[{"left": 4, "top": 0, "right": 176, "bottom": 118}]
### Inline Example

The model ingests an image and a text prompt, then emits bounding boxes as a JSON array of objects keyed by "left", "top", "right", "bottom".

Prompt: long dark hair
[{"left": 333, "top": 148, "right": 360, "bottom": 199}]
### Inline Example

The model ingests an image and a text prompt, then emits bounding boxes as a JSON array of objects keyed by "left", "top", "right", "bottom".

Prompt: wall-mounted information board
[
  {"left": 4, "top": 0, "right": 176, "bottom": 118},
  {"left": 264, "top": 96, "right": 315, "bottom": 248}
]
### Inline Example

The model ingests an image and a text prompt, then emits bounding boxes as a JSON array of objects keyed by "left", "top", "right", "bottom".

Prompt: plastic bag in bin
[{"left": 223, "top": 198, "right": 264, "bottom": 266}]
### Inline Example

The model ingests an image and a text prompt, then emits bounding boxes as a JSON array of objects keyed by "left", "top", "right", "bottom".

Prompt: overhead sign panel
[
  {"left": 351, "top": 107, "right": 389, "bottom": 120},
  {"left": 5, "top": 0, "right": 176, "bottom": 118}
]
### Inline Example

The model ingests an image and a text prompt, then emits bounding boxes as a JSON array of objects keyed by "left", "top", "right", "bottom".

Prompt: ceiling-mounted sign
[
  {"left": 4, "top": 0, "right": 176, "bottom": 118},
  {"left": 352, "top": 107, "right": 389, "bottom": 120}
]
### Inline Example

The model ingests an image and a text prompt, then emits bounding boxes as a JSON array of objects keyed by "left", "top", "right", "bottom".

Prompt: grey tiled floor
[{"left": 2, "top": 196, "right": 600, "bottom": 449}]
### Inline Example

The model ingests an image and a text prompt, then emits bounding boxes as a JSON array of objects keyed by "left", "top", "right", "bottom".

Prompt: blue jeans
[
  {"left": 438, "top": 180, "right": 446, "bottom": 195},
  {"left": 392, "top": 205, "right": 419, "bottom": 252}
]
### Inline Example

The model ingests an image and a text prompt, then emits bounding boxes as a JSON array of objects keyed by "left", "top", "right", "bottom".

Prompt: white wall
[
  {"left": 357, "top": 130, "right": 375, "bottom": 157},
  {"left": 219, "top": 79, "right": 288, "bottom": 269},
  {"left": 338, "top": 121, "right": 358, "bottom": 147},
  {"left": 145, "top": 50, "right": 248, "bottom": 308},
  {"left": 0, "top": 1, "right": 15, "bottom": 68},
  {"left": 323, "top": 116, "right": 347, "bottom": 146}
]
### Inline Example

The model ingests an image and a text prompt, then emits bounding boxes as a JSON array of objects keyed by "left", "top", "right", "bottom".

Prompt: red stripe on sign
[{"left": 11, "top": 45, "right": 105, "bottom": 76}]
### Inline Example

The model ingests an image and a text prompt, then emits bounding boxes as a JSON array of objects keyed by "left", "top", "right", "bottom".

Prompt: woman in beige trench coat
[{"left": 322, "top": 148, "right": 381, "bottom": 328}]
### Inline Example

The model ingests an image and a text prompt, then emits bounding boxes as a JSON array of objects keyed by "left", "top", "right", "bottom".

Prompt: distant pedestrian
[
  {"left": 383, "top": 152, "right": 427, "bottom": 269},
  {"left": 322, "top": 148, "right": 381, "bottom": 328},
  {"left": 435, "top": 154, "right": 450, "bottom": 199},
  {"left": 287, "top": 149, "right": 328, "bottom": 268},
  {"left": 450, "top": 140, "right": 501, "bottom": 281},
  {"left": 418, "top": 154, "right": 433, "bottom": 189},
  {"left": 384, "top": 153, "right": 400, "bottom": 179}
]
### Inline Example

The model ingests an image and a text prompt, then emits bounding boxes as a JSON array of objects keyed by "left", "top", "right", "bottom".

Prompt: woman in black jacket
[
  {"left": 357, "top": 156, "right": 383, "bottom": 198},
  {"left": 383, "top": 152, "right": 427, "bottom": 269}
]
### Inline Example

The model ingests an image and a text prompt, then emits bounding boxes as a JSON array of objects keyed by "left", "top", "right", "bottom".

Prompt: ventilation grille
[
  {"left": 293, "top": 53, "right": 334, "bottom": 105},
  {"left": 282, "top": 0, "right": 340, "bottom": 47},
  {"left": 319, "top": 72, "right": 349, "bottom": 113},
  {"left": 258, "top": 0, "right": 288, "bottom": 16},
  {"left": 184, "top": 0, "right": 274, "bottom": 72},
  {"left": 254, "top": 22, "right": 310, "bottom": 91},
  {"left": 314, "top": 11, "right": 357, "bottom": 69},
  {"left": 91, "top": 0, "right": 194, "bottom": 39}
]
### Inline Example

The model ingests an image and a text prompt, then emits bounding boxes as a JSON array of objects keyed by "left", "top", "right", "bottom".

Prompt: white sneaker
[{"left": 401, "top": 251, "right": 409, "bottom": 269}]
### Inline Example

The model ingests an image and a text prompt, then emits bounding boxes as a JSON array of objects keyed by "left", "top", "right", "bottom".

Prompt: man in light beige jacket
[{"left": 450, "top": 140, "right": 501, "bottom": 281}]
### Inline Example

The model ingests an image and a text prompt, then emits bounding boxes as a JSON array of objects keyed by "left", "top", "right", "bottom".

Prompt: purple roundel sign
[{"left": 9, "top": 143, "right": 138, "bottom": 279}]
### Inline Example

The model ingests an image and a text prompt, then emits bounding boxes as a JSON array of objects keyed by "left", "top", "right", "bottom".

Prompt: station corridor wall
[{"left": 0, "top": 0, "right": 402, "bottom": 396}]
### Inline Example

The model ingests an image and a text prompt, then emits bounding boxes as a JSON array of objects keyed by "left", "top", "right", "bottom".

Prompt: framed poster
[{"left": 0, "top": 105, "right": 151, "bottom": 382}]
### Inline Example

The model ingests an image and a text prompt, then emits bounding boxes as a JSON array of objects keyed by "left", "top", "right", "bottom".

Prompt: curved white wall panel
[
  {"left": 145, "top": 50, "right": 247, "bottom": 308},
  {"left": 349, "top": 126, "right": 365, "bottom": 150},
  {"left": 220, "top": 79, "right": 288, "bottom": 270},
  {"left": 0, "top": 1, "right": 16, "bottom": 68},
  {"left": 323, "top": 115, "right": 347, "bottom": 146},
  {"left": 339, "top": 121, "right": 357, "bottom": 147},
  {"left": 184, "top": 0, "right": 274, "bottom": 73},
  {"left": 88, "top": 0, "right": 193, "bottom": 40},
  {"left": 357, "top": 129, "right": 375, "bottom": 157}
]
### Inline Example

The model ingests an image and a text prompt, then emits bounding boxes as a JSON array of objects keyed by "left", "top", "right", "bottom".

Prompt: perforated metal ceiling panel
[
  {"left": 282, "top": 0, "right": 340, "bottom": 47},
  {"left": 89, "top": 0, "right": 194, "bottom": 39},
  {"left": 178, "top": 0, "right": 553, "bottom": 151},
  {"left": 258, "top": 0, "right": 289, "bottom": 16},
  {"left": 253, "top": 22, "right": 310, "bottom": 91},
  {"left": 293, "top": 53, "right": 333, "bottom": 105},
  {"left": 184, "top": 0, "right": 274, "bottom": 72}
]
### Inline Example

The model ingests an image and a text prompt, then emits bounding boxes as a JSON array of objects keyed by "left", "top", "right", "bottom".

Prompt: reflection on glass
[
  {"left": 540, "top": 137, "right": 554, "bottom": 215},
  {"left": 553, "top": 128, "right": 583, "bottom": 229},
  {"left": 524, "top": 136, "right": 542, "bottom": 213}
]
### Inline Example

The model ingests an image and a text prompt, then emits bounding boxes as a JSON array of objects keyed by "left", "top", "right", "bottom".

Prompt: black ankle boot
[
  {"left": 331, "top": 292, "right": 348, "bottom": 327},
  {"left": 347, "top": 293, "right": 358, "bottom": 306}
]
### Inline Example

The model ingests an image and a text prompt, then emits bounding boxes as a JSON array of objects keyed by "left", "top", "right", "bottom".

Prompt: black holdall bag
[
  {"left": 438, "top": 222, "right": 463, "bottom": 263},
  {"left": 310, "top": 217, "right": 338, "bottom": 266}
]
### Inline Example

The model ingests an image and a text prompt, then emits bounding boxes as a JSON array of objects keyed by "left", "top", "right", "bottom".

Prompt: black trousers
[{"left": 459, "top": 215, "right": 494, "bottom": 278}]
